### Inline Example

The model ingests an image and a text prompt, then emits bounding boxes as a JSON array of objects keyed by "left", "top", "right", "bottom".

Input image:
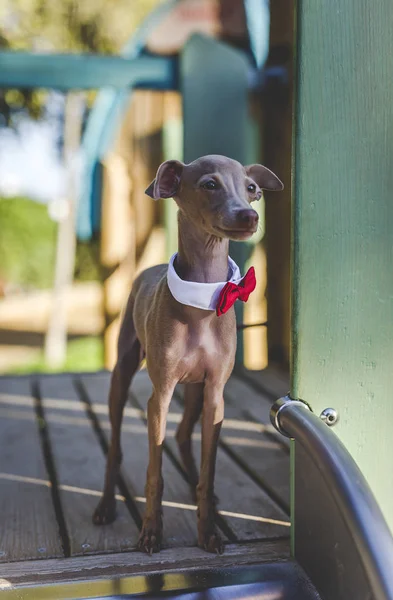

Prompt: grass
[
  {"left": 0, "top": 196, "right": 56, "bottom": 289},
  {"left": 7, "top": 336, "right": 104, "bottom": 375},
  {"left": 0, "top": 196, "right": 100, "bottom": 290},
  {"left": 1, "top": 196, "right": 103, "bottom": 375}
]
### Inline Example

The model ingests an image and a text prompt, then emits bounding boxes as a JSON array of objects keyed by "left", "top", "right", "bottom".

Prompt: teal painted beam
[
  {"left": 0, "top": 51, "right": 177, "bottom": 91},
  {"left": 292, "top": 0, "right": 393, "bottom": 534}
]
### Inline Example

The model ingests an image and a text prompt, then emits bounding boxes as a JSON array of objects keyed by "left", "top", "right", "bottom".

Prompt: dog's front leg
[
  {"left": 176, "top": 382, "right": 204, "bottom": 498},
  {"left": 138, "top": 385, "right": 174, "bottom": 554},
  {"left": 197, "top": 382, "right": 224, "bottom": 554}
]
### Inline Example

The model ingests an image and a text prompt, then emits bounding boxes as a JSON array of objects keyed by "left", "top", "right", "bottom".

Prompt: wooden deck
[{"left": 0, "top": 367, "right": 291, "bottom": 595}]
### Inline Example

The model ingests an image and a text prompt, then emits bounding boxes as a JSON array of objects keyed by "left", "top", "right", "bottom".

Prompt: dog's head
[{"left": 145, "top": 155, "right": 283, "bottom": 241}]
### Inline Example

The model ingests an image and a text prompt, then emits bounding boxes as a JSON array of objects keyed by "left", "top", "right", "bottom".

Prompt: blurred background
[{"left": 0, "top": 0, "right": 293, "bottom": 376}]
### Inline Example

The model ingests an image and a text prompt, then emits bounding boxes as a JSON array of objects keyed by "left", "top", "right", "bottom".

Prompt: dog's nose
[{"left": 236, "top": 209, "right": 259, "bottom": 229}]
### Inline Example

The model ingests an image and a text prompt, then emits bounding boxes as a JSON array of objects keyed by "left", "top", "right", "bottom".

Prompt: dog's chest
[{"left": 176, "top": 322, "right": 235, "bottom": 383}]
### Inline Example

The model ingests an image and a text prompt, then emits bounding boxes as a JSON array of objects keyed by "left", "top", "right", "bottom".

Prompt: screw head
[{"left": 320, "top": 407, "right": 339, "bottom": 426}]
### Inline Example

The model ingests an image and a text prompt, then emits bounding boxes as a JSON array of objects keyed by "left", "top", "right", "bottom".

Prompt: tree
[{"left": 0, "top": 0, "right": 159, "bottom": 121}]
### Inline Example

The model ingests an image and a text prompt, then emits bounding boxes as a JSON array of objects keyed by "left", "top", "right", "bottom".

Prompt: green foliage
[
  {"left": 0, "top": 196, "right": 99, "bottom": 289},
  {"left": 74, "top": 238, "right": 100, "bottom": 283},
  {"left": 6, "top": 336, "right": 104, "bottom": 374},
  {"left": 0, "top": 196, "right": 56, "bottom": 288},
  {"left": 0, "top": 0, "right": 160, "bottom": 120},
  {"left": 1, "top": 0, "right": 159, "bottom": 54}
]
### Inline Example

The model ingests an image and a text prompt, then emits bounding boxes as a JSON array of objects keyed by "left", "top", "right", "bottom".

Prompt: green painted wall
[{"left": 292, "top": 1, "right": 393, "bottom": 531}]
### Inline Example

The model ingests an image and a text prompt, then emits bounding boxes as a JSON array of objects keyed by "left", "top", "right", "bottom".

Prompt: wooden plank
[
  {"left": 237, "top": 365, "right": 290, "bottom": 400},
  {"left": 0, "top": 539, "right": 290, "bottom": 589},
  {"left": 220, "top": 376, "right": 290, "bottom": 511},
  {"left": 225, "top": 373, "right": 290, "bottom": 448},
  {"left": 0, "top": 377, "right": 63, "bottom": 562},
  {"left": 225, "top": 376, "right": 290, "bottom": 452},
  {"left": 262, "top": 0, "right": 294, "bottom": 367},
  {"left": 163, "top": 93, "right": 182, "bottom": 261},
  {"left": 100, "top": 153, "right": 135, "bottom": 370},
  {"left": 292, "top": 0, "right": 393, "bottom": 531},
  {"left": 131, "top": 371, "right": 290, "bottom": 541},
  {"left": 80, "top": 373, "right": 200, "bottom": 548},
  {"left": 226, "top": 375, "right": 273, "bottom": 422},
  {"left": 39, "top": 375, "right": 139, "bottom": 556}
]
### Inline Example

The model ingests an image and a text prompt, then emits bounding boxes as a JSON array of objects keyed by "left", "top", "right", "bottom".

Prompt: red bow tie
[{"left": 216, "top": 267, "right": 256, "bottom": 316}]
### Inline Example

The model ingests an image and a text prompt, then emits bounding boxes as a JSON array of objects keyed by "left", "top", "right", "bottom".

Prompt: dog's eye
[
  {"left": 202, "top": 180, "right": 219, "bottom": 190},
  {"left": 247, "top": 183, "right": 257, "bottom": 193}
]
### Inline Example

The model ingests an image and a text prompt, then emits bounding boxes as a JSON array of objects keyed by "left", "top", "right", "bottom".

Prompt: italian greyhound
[{"left": 93, "top": 154, "right": 283, "bottom": 554}]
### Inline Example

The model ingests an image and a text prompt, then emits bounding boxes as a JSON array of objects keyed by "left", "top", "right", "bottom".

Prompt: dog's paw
[
  {"left": 198, "top": 527, "right": 224, "bottom": 555},
  {"left": 137, "top": 515, "right": 163, "bottom": 555},
  {"left": 137, "top": 531, "right": 161, "bottom": 555},
  {"left": 92, "top": 497, "right": 117, "bottom": 525}
]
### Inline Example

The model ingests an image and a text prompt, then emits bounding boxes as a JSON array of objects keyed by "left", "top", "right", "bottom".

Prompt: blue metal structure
[
  {"left": 77, "top": 0, "right": 183, "bottom": 240},
  {"left": 0, "top": 48, "right": 177, "bottom": 242},
  {"left": 0, "top": 0, "right": 272, "bottom": 240},
  {"left": 244, "top": 0, "right": 270, "bottom": 68}
]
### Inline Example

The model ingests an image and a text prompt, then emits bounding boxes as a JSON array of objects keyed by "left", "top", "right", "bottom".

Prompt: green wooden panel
[
  {"left": 292, "top": 0, "right": 393, "bottom": 532},
  {"left": 181, "top": 35, "right": 249, "bottom": 166},
  {"left": 180, "top": 34, "right": 258, "bottom": 363},
  {"left": 0, "top": 52, "right": 176, "bottom": 90}
]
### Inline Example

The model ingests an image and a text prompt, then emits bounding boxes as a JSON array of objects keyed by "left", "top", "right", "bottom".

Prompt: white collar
[{"left": 167, "top": 252, "right": 243, "bottom": 311}]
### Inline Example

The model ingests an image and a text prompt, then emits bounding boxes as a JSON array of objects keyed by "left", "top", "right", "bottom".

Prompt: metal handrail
[{"left": 270, "top": 397, "right": 393, "bottom": 600}]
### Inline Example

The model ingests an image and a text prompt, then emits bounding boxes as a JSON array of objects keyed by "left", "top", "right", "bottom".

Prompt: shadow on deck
[{"left": 0, "top": 366, "right": 291, "bottom": 594}]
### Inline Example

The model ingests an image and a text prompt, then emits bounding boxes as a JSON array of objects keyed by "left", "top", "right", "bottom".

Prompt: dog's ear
[
  {"left": 145, "top": 160, "right": 185, "bottom": 199},
  {"left": 245, "top": 164, "right": 284, "bottom": 192}
]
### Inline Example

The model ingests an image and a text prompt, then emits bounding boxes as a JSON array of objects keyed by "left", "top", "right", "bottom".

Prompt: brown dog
[{"left": 93, "top": 154, "right": 283, "bottom": 554}]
